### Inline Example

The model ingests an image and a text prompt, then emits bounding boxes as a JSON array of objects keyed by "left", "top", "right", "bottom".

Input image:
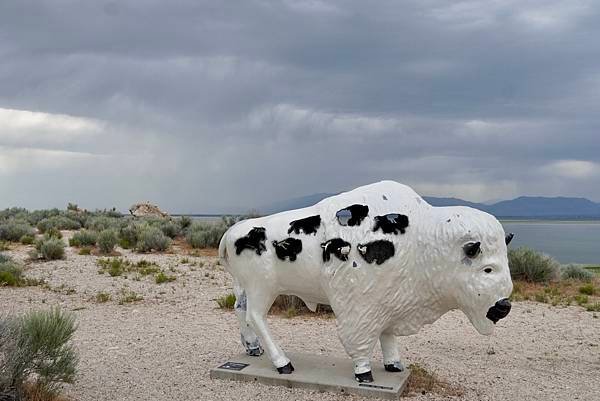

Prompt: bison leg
[
  {"left": 336, "top": 325, "right": 378, "bottom": 382},
  {"left": 233, "top": 284, "right": 263, "bottom": 356},
  {"left": 380, "top": 331, "right": 404, "bottom": 372},
  {"left": 245, "top": 288, "right": 293, "bottom": 372}
]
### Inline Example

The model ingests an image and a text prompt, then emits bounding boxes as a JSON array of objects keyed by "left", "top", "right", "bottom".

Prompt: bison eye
[{"left": 484, "top": 267, "right": 492, "bottom": 274}]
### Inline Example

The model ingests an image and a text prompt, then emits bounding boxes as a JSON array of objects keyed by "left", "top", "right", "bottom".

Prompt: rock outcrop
[{"left": 129, "top": 202, "right": 169, "bottom": 218}]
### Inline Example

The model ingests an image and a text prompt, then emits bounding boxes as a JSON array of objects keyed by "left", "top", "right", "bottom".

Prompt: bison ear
[
  {"left": 463, "top": 241, "right": 481, "bottom": 258},
  {"left": 505, "top": 233, "right": 514, "bottom": 245}
]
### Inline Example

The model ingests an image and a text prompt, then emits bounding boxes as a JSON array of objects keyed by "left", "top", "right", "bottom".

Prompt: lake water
[
  {"left": 501, "top": 221, "right": 600, "bottom": 264},
  {"left": 188, "top": 216, "right": 600, "bottom": 265}
]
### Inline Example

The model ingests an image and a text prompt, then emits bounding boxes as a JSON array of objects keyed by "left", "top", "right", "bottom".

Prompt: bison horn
[
  {"left": 463, "top": 241, "right": 481, "bottom": 258},
  {"left": 505, "top": 233, "right": 514, "bottom": 245}
]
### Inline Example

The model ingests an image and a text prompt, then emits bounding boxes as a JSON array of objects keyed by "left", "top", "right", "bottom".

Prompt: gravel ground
[{"left": 2, "top": 236, "right": 599, "bottom": 401}]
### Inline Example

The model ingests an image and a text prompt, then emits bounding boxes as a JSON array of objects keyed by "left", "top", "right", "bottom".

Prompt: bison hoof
[
  {"left": 277, "top": 362, "right": 295, "bottom": 374},
  {"left": 246, "top": 347, "right": 263, "bottom": 357},
  {"left": 384, "top": 362, "right": 404, "bottom": 372},
  {"left": 355, "top": 371, "right": 374, "bottom": 383}
]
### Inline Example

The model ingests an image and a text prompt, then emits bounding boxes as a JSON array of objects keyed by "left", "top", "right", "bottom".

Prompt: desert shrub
[
  {"left": 118, "top": 223, "right": 139, "bottom": 249},
  {"left": 586, "top": 303, "right": 600, "bottom": 312},
  {"left": 216, "top": 293, "right": 236, "bottom": 309},
  {"left": 97, "top": 230, "right": 118, "bottom": 254},
  {"left": 45, "top": 227, "right": 63, "bottom": 239},
  {"left": 0, "top": 260, "right": 23, "bottom": 286},
  {"left": 186, "top": 221, "right": 227, "bottom": 248},
  {"left": 97, "top": 258, "right": 127, "bottom": 277},
  {"left": 20, "top": 234, "right": 35, "bottom": 245},
  {"left": 69, "top": 230, "right": 97, "bottom": 247},
  {"left": 0, "top": 221, "right": 35, "bottom": 242},
  {"left": 95, "top": 292, "right": 111, "bottom": 303},
  {"left": 37, "top": 215, "right": 81, "bottom": 233},
  {"left": 118, "top": 288, "right": 143, "bottom": 304},
  {"left": 561, "top": 264, "right": 594, "bottom": 282},
  {"left": 26, "top": 209, "right": 61, "bottom": 226},
  {"left": 78, "top": 247, "right": 92, "bottom": 255},
  {"left": 579, "top": 283, "right": 596, "bottom": 295},
  {"left": 177, "top": 216, "right": 192, "bottom": 230},
  {"left": 0, "top": 207, "right": 29, "bottom": 221},
  {"left": 34, "top": 237, "right": 65, "bottom": 261},
  {"left": 136, "top": 226, "right": 171, "bottom": 252},
  {"left": 84, "top": 216, "right": 119, "bottom": 232},
  {"left": 0, "top": 253, "right": 10, "bottom": 263},
  {"left": 62, "top": 210, "right": 89, "bottom": 227},
  {"left": 508, "top": 247, "right": 560, "bottom": 283},
  {"left": 159, "top": 220, "right": 180, "bottom": 239},
  {"left": 155, "top": 271, "right": 176, "bottom": 284},
  {"left": 0, "top": 308, "right": 78, "bottom": 400}
]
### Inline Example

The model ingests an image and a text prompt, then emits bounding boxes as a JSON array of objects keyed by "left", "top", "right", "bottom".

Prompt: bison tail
[{"left": 218, "top": 231, "right": 230, "bottom": 269}]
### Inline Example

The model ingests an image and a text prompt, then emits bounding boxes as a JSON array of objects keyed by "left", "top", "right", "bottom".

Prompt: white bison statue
[{"left": 219, "top": 181, "right": 514, "bottom": 382}]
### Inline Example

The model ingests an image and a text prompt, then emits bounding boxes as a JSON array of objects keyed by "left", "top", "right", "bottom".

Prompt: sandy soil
[{"left": 1, "top": 235, "right": 599, "bottom": 401}]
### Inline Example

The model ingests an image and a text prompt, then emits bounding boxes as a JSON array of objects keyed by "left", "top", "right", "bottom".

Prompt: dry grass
[
  {"left": 171, "top": 238, "right": 219, "bottom": 257},
  {"left": 22, "top": 381, "right": 71, "bottom": 401},
  {"left": 511, "top": 278, "right": 600, "bottom": 308},
  {"left": 402, "top": 363, "right": 464, "bottom": 397}
]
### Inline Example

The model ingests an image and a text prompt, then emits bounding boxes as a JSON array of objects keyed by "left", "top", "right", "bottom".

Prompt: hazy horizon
[{"left": 2, "top": 1, "right": 600, "bottom": 213}]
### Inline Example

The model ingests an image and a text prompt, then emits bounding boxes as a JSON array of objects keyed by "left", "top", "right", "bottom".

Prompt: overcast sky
[{"left": 1, "top": 1, "right": 599, "bottom": 213}]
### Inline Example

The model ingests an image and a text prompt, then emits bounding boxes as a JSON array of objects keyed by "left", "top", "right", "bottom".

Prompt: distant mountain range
[{"left": 259, "top": 193, "right": 600, "bottom": 219}]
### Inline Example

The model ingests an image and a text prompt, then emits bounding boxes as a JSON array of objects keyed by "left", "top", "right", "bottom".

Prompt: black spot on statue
[
  {"left": 372, "top": 213, "right": 409, "bottom": 235},
  {"left": 272, "top": 238, "right": 303, "bottom": 261},
  {"left": 336, "top": 204, "right": 369, "bottom": 226},
  {"left": 321, "top": 238, "right": 351, "bottom": 262},
  {"left": 234, "top": 227, "right": 267, "bottom": 256},
  {"left": 357, "top": 240, "right": 395, "bottom": 265},
  {"left": 287, "top": 215, "right": 321, "bottom": 235}
]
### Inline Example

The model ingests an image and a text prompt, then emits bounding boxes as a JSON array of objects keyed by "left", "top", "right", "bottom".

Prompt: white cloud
[
  {"left": 0, "top": 146, "right": 100, "bottom": 175},
  {"left": 541, "top": 160, "right": 600, "bottom": 179},
  {"left": 0, "top": 107, "right": 102, "bottom": 147}
]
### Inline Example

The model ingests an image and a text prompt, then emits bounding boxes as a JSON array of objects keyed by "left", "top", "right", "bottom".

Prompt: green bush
[
  {"left": 159, "top": 220, "right": 180, "bottom": 239},
  {"left": 508, "top": 247, "right": 560, "bottom": 283},
  {"left": 216, "top": 293, "right": 236, "bottom": 309},
  {"left": 85, "top": 216, "right": 122, "bottom": 232},
  {"left": 579, "top": 283, "right": 596, "bottom": 295},
  {"left": 37, "top": 215, "right": 81, "bottom": 233},
  {"left": 155, "top": 271, "right": 176, "bottom": 284},
  {"left": 26, "top": 208, "right": 61, "bottom": 226},
  {"left": 78, "top": 247, "right": 92, "bottom": 255},
  {"left": 0, "top": 308, "right": 78, "bottom": 399},
  {"left": 118, "top": 223, "right": 139, "bottom": 249},
  {"left": 0, "top": 221, "right": 35, "bottom": 242},
  {"left": 69, "top": 230, "right": 98, "bottom": 247},
  {"left": 177, "top": 216, "right": 192, "bottom": 230},
  {"left": 34, "top": 237, "right": 65, "bottom": 261},
  {"left": 0, "top": 260, "right": 23, "bottom": 286},
  {"left": 136, "top": 226, "right": 171, "bottom": 252},
  {"left": 45, "top": 227, "right": 63, "bottom": 239},
  {"left": 20, "top": 234, "right": 35, "bottom": 245},
  {"left": 97, "top": 230, "right": 118, "bottom": 254},
  {"left": 0, "top": 253, "right": 11, "bottom": 263},
  {"left": 185, "top": 221, "right": 227, "bottom": 248},
  {"left": 561, "top": 264, "right": 594, "bottom": 282}
]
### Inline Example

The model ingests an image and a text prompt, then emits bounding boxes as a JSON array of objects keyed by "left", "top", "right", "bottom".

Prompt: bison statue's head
[{"left": 435, "top": 207, "right": 514, "bottom": 335}]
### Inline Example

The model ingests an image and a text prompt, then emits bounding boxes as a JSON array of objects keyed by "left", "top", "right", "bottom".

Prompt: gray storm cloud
[{"left": 1, "top": 0, "right": 599, "bottom": 213}]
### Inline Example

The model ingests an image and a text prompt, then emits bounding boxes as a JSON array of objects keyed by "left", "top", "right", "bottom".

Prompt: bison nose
[{"left": 486, "top": 298, "right": 511, "bottom": 324}]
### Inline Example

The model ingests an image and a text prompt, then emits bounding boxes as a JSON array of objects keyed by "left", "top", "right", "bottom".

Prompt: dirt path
[{"left": 2, "top": 243, "right": 599, "bottom": 400}]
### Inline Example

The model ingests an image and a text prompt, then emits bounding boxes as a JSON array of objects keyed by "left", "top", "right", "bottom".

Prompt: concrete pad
[{"left": 210, "top": 352, "right": 410, "bottom": 399}]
